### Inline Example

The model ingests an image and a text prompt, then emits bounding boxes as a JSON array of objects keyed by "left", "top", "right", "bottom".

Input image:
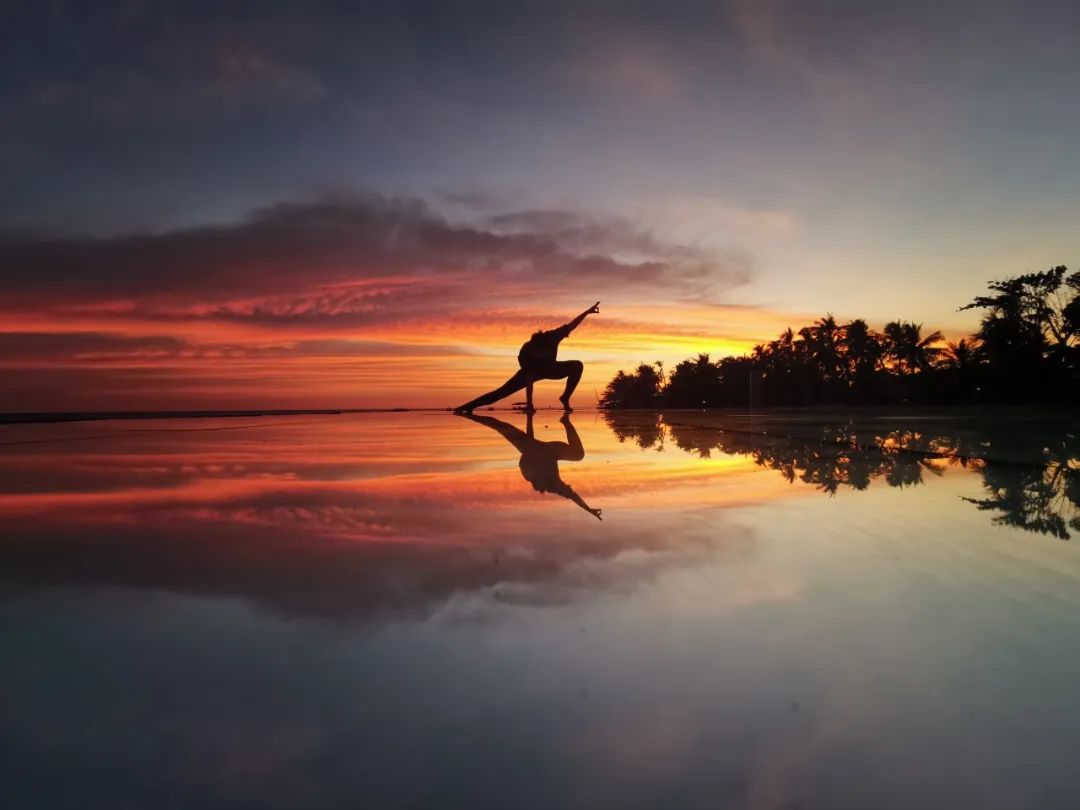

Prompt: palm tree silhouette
[
  {"left": 598, "top": 265, "right": 1079, "bottom": 408},
  {"left": 943, "top": 338, "right": 979, "bottom": 371},
  {"left": 885, "top": 321, "right": 944, "bottom": 374}
]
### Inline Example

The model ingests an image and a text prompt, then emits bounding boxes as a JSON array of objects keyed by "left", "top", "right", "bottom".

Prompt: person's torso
[
  {"left": 520, "top": 453, "right": 560, "bottom": 492},
  {"left": 518, "top": 331, "right": 560, "bottom": 369}
]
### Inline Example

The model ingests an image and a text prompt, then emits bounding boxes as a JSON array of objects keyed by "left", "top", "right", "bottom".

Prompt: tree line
[{"left": 601, "top": 266, "right": 1080, "bottom": 408}]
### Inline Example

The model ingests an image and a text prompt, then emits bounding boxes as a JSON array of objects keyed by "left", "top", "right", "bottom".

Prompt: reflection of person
[
  {"left": 454, "top": 302, "right": 599, "bottom": 413},
  {"left": 458, "top": 412, "right": 602, "bottom": 520}
]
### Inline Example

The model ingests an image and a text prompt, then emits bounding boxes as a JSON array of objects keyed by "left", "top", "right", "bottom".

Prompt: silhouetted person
[
  {"left": 459, "top": 411, "right": 602, "bottom": 519},
  {"left": 454, "top": 302, "right": 599, "bottom": 413}
]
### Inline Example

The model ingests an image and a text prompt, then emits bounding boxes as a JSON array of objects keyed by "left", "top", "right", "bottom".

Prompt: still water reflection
[{"left": 2, "top": 410, "right": 1079, "bottom": 809}]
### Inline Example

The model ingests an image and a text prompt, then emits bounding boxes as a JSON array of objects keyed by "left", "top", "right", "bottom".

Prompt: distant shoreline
[
  {"left": 0, "top": 408, "right": 417, "bottom": 425},
  {"left": 0, "top": 407, "right": 581, "bottom": 425},
  {"left": 2, "top": 403, "right": 1073, "bottom": 426}
]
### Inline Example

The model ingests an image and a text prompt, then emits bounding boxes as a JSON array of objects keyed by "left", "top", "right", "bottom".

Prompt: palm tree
[
  {"left": 883, "top": 321, "right": 908, "bottom": 373},
  {"left": 600, "top": 363, "right": 663, "bottom": 409},
  {"left": 777, "top": 327, "right": 795, "bottom": 354},
  {"left": 663, "top": 353, "right": 720, "bottom": 407},
  {"left": 841, "top": 319, "right": 883, "bottom": 402},
  {"left": 942, "top": 338, "right": 979, "bottom": 371},
  {"left": 908, "top": 323, "right": 944, "bottom": 372},
  {"left": 884, "top": 321, "right": 943, "bottom": 374},
  {"left": 810, "top": 314, "right": 843, "bottom": 384}
]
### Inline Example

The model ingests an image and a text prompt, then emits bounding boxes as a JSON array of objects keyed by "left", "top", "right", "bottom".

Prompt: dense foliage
[{"left": 601, "top": 267, "right": 1080, "bottom": 408}]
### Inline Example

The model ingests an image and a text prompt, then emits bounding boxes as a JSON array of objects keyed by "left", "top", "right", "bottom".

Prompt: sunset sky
[{"left": 4, "top": 0, "right": 1080, "bottom": 410}]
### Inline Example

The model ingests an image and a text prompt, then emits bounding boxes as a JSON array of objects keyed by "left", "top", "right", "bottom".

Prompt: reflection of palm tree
[
  {"left": 604, "top": 410, "right": 664, "bottom": 450},
  {"left": 604, "top": 414, "right": 1080, "bottom": 541},
  {"left": 965, "top": 458, "right": 1080, "bottom": 539},
  {"left": 458, "top": 412, "right": 602, "bottom": 520}
]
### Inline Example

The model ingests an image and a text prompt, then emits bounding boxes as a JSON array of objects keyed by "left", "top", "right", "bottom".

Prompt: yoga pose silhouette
[
  {"left": 458, "top": 411, "right": 602, "bottom": 519},
  {"left": 454, "top": 302, "right": 599, "bottom": 413}
]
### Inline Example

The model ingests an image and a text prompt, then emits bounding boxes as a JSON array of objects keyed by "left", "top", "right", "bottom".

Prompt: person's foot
[
  {"left": 559, "top": 396, "right": 573, "bottom": 412},
  {"left": 453, "top": 405, "right": 473, "bottom": 414},
  {"left": 522, "top": 404, "right": 536, "bottom": 414}
]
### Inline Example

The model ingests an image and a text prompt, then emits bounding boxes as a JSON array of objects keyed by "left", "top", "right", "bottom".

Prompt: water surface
[{"left": 3, "top": 410, "right": 1079, "bottom": 809}]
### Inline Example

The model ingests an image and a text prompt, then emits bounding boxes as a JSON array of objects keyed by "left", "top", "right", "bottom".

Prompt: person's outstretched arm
[
  {"left": 552, "top": 302, "right": 600, "bottom": 340},
  {"left": 553, "top": 481, "right": 602, "bottom": 520}
]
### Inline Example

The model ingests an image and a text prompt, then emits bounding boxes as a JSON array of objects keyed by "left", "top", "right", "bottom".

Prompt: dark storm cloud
[
  {"left": 4, "top": 0, "right": 1080, "bottom": 238},
  {"left": 485, "top": 208, "right": 731, "bottom": 266},
  {"left": 0, "top": 1, "right": 732, "bottom": 229},
  {"left": 0, "top": 195, "right": 750, "bottom": 320},
  {"left": 0, "top": 332, "right": 190, "bottom": 360}
]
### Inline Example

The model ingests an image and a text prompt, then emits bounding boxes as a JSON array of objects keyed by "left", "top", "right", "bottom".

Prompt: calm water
[{"left": 3, "top": 410, "right": 1079, "bottom": 809}]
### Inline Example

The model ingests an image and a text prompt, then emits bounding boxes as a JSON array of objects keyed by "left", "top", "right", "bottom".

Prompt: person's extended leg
[
  {"left": 549, "top": 360, "right": 583, "bottom": 411},
  {"left": 555, "top": 413, "right": 585, "bottom": 461},
  {"left": 455, "top": 369, "right": 533, "bottom": 412}
]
